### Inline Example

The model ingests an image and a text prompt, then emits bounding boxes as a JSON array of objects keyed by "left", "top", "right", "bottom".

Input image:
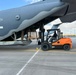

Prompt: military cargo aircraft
[{"left": 0, "top": 0, "right": 76, "bottom": 45}]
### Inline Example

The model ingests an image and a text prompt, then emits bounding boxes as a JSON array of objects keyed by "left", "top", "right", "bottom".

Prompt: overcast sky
[{"left": 0, "top": 0, "right": 76, "bottom": 34}]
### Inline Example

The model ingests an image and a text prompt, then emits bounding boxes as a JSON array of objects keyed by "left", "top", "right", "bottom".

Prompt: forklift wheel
[
  {"left": 63, "top": 44, "right": 70, "bottom": 51},
  {"left": 41, "top": 43, "right": 49, "bottom": 51}
]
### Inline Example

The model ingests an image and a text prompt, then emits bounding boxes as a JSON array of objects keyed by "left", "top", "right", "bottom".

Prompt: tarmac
[{"left": 0, "top": 37, "right": 76, "bottom": 75}]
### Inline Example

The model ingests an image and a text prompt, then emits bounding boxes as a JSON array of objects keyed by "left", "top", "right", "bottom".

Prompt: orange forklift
[{"left": 41, "top": 29, "right": 72, "bottom": 51}]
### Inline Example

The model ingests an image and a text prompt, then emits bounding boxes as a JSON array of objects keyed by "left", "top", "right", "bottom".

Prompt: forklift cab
[{"left": 46, "top": 29, "right": 63, "bottom": 43}]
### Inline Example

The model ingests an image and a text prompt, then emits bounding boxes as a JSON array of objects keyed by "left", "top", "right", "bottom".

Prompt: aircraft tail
[{"left": 51, "top": 23, "right": 62, "bottom": 29}]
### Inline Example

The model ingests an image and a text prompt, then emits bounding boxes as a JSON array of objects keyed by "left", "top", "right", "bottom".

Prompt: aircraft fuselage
[{"left": 0, "top": 0, "right": 68, "bottom": 41}]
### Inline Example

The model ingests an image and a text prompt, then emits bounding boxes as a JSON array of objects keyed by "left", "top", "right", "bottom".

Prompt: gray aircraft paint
[{"left": 0, "top": 1, "right": 65, "bottom": 40}]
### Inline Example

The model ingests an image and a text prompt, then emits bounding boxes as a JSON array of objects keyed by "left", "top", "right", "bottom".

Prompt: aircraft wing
[
  {"left": 60, "top": 0, "right": 76, "bottom": 22},
  {"left": 60, "top": 12, "right": 76, "bottom": 22}
]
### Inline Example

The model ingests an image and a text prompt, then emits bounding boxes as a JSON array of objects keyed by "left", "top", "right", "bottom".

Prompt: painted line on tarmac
[{"left": 16, "top": 50, "right": 39, "bottom": 75}]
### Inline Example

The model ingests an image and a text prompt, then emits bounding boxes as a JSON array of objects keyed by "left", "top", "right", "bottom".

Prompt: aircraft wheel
[
  {"left": 63, "top": 44, "right": 70, "bottom": 51},
  {"left": 41, "top": 43, "right": 49, "bottom": 51}
]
